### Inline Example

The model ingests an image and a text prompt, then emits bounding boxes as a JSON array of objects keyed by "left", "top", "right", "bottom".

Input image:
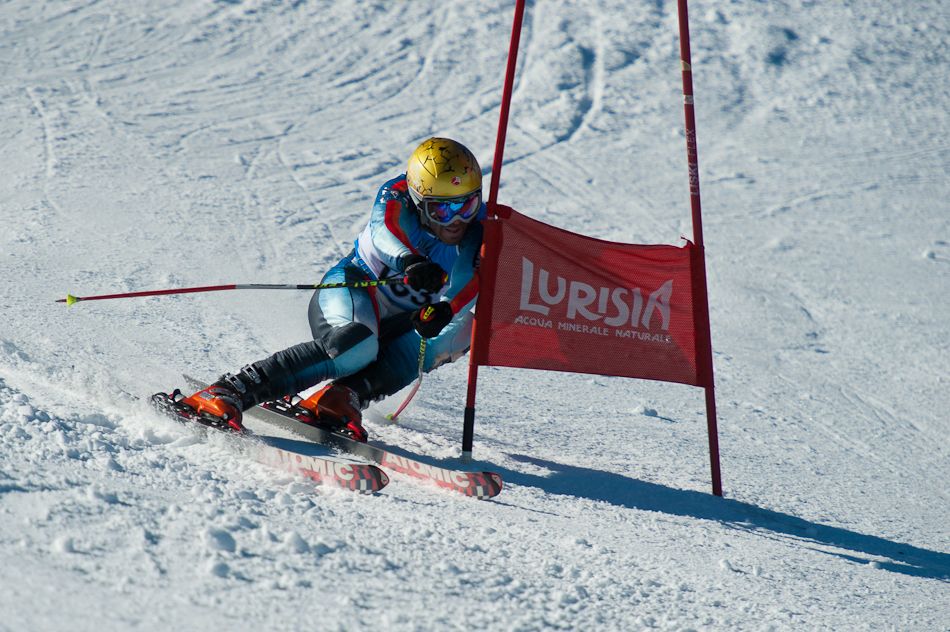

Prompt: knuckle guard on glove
[
  {"left": 411, "top": 302, "right": 453, "bottom": 338},
  {"left": 402, "top": 255, "right": 448, "bottom": 293}
]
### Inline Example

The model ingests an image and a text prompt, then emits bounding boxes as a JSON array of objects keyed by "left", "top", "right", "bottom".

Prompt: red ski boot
[
  {"left": 298, "top": 383, "right": 367, "bottom": 442},
  {"left": 179, "top": 383, "right": 244, "bottom": 432}
]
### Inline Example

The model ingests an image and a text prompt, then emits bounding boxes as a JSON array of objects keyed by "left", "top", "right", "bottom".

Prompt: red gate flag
[
  {"left": 466, "top": 0, "right": 721, "bottom": 495},
  {"left": 472, "top": 206, "right": 712, "bottom": 388}
]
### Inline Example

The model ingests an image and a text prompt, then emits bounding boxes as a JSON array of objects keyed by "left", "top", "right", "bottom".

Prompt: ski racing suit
[{"left": 227, "top": 174, "right": 483, "bottom": 410}]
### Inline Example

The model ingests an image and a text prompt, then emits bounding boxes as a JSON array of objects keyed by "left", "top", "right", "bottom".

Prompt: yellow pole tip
[{"left": 65, "top": 294, "right": 79, "bottom": 306}]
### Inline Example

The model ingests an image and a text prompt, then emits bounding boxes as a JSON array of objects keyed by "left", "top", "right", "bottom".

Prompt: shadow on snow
[
  {"left": 261, "top": 433, "right": 948, "bottom": 582},
  {"left": 503, "top": 453, "right": 950, "bottom": 582}
]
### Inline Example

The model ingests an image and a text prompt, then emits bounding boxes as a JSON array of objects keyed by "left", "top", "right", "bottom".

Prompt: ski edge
[{"left": 252, "top": 444, "right": 389, "bottom": 494}]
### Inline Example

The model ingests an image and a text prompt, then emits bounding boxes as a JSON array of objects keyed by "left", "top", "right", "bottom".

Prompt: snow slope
[{"left": 1, "top": 1, "right": 947, "bottom": 630}]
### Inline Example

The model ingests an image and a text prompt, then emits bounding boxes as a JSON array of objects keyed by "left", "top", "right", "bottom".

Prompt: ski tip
[
  {"left": 487, "top": 472, "right": 504, "bottom": 497},
  {"left": 350, "top": 466, "right": 390, "bottom": 494},
  {"left": 469, "top": 472, "right": 504, "bottom": 500}
]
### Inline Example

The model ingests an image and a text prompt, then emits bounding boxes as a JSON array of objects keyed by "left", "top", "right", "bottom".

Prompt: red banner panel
[{"left": 474, "top": 208, "right": 708, "bottom": 387}]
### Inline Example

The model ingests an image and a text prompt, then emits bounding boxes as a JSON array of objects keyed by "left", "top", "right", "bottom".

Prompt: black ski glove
[
  {"left": 411, "top": 302, "right": 454, "bottom": 339},
  {"left": 402, "top": 254, "right": 448, "bottom": 293}
]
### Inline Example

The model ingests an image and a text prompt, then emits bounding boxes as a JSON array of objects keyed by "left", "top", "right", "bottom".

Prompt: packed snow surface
[{"left": 1, "top": 1, "right": 947, "bottom": 630}]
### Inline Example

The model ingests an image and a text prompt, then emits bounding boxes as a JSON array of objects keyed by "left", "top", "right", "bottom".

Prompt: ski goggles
[{"left": 409, "top": 189, "right": 482, "bottom": 226}]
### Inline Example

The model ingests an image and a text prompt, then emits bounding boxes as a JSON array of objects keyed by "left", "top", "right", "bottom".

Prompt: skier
[{"left": 164, "top": 138, "right": 484, "bottom": 441}]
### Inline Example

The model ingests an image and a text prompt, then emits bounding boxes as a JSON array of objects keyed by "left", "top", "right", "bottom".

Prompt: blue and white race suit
[{"left": 250, "top": 174, "right": 483, "bottom": 406}]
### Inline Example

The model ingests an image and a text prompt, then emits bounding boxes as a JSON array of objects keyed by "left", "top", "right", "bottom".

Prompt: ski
[
  {"left": 184, "top": 376, "right": 503, "bottom": 500},
  {"left": 150, "top": 391, "right": 389, "bottom": 494}
]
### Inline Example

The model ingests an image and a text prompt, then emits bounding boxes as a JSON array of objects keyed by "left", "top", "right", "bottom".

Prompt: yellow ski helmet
[{"left": 406, "top": 138, "right": 482, "bottom": 199}]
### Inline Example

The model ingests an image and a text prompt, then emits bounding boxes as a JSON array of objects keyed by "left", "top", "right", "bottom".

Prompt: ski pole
[
  {"left": 387, "top": 336, "right": 428, "bottom": 422},
  {"left": 57, "top": 276, "right": 406, "bottom": 307}
]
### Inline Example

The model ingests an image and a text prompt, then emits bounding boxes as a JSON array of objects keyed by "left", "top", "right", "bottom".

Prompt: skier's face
[{"left": 432, "top": 219, "right": 468, "bottom": 245}]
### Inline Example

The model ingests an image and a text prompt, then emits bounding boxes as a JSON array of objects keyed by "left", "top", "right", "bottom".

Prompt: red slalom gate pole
[
  {"left": 463, "top": 0, "right": 526, "bottom": 461},
  {"left": 677, "top": 0, "right": 722, "bottom": 496},
  {"left": 486, "top": 0, "right": 526, "bottom": 209}
]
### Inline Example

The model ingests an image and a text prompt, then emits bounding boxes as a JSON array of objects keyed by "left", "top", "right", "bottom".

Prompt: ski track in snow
[{"left": 1, "top": 1, "right": 948, "bottom": 630}]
